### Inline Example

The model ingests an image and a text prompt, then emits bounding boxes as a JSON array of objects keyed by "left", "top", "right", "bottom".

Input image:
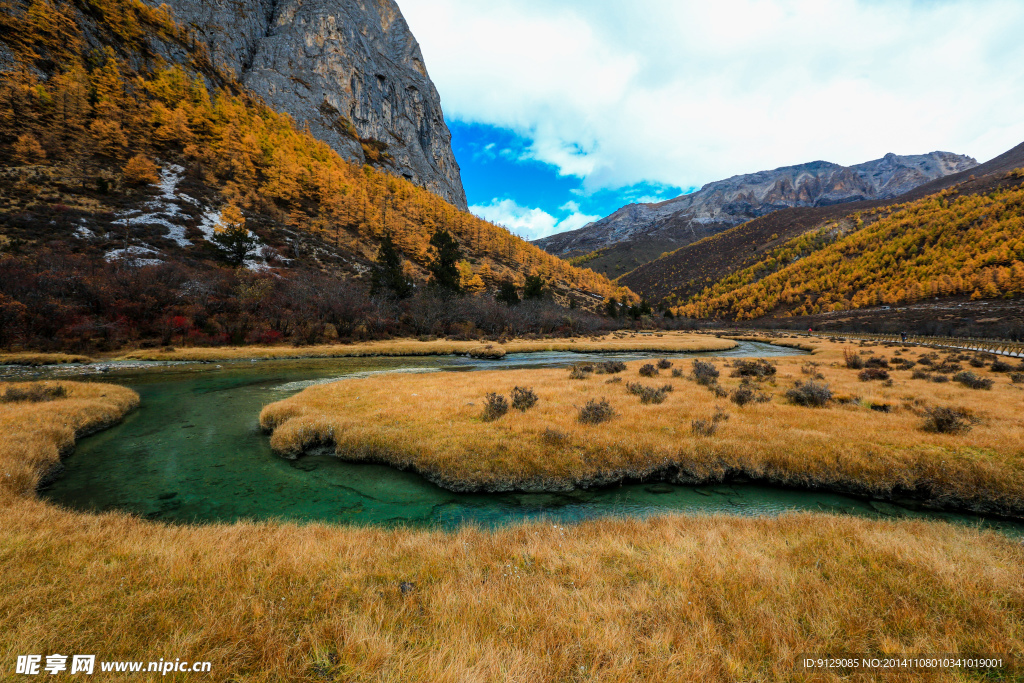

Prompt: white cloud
[
  {"left": 471, "top": 198, "right": 601, "bottom": 240},
  {"left": 402, "top": 0, "right": 1024, "bottom": 194}
]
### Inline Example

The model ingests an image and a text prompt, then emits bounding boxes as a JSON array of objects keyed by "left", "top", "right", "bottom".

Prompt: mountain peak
[{"left": 535, "top": 150, "right": 978, "bottom": 269}]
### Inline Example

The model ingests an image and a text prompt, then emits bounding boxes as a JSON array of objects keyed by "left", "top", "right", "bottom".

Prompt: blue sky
[
  {"left": 451, "top": 121, "right": 685, "bottom": 241},
  {"left": 401, "top": 0, "right": 1024, "bottom": 241}
]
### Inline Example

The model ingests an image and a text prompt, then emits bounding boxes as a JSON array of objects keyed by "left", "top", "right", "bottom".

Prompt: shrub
[
  {"left": 578, "top": 398, "right": 614, "bottom": 424},
  {"left": 730, "top": 385, "right": 770, "bottom": 406},
  {"left": 801, "top": 363, "right": 824, "bottom": 379},
  {"left": 691, "top": 360, "right": 719, "bottom": 386},
  {"left": 917, "top": 355, "right": 934, "bottom": 366},
  {"left": 596, "top": 360, "right": 626, "bottom": 374},
  {"left": 511, "top": 386, "right": 538, "bottom": 411},
  {"left": 656, "top": 358, "right": 673, "bottom": 369},
  {"left": 858, "top": 367, "right": 890, "bottom": 382},
  {"left": 968, "top": 357, "right": 986, "bottom": 368},
  {"left": 990, "top": 359, "right": 1014, "bottom": 373},
  {"left": 931, "top": 374, "right": 950, "bottom": 383},
  {"left": 691, "top": 419, "right": 717, "bottom": 436},
  {"left": 864, "top": 356, "right": 889, "bottom": 368},
  {"left": 731, "top": 359, "right": 776, "bottom": 378},
  {"left": 568, "top": 364, "right": 592, "bottom": 380},
  {"left": 922, "top": 407, "right": 975, "bottom": 434},
  {"left": 482, "top": 393, "right": 509, "bottom": 421},
  {"left": 1010, "top": 372, "right": 1024, "bottom": 384},
  {"left": 843, "top": 349, "right": 865, "bottom": 369},
  {"left": 710, "top": 384, "right": 728, "bottom": 398},
  {"left": 671, "top": 368, "right": 683, "bottom": 378},
  {"left": 911, "top": 369, "right": 932, "bottom": 380},
  {"left": 659, "top": 384, "right": 674, "bottom": 393},
  {"left": 605, "top": 377, "right": 623, "bottom": 384},
  {"left": 692, "top": 408, "right": 728, "bottom": 436},
  {"left": 638, "top": 363, "right": 659, "bottom": 377},
  {"left": 953, "top": 372, "right": 993, "bottom": 390},
  {"left": 934, "top": 362, "right": 961, "bottom": 374},
  {"left": 0, "top": 383, "right": 68, "bottom": 403},
  {"left": 626, "top": 382, "right": 668, "bottom": 404},
  {"left": 892, "top": 359, "right": 916, "bottom": 370},
  {"left": 785, "top": 380, "right": 832, "bottom": 407}
]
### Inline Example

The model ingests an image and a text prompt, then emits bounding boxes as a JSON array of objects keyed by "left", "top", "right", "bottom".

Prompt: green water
[{"left": 29, "top": 344, "right": 1024, "bottom": 533}]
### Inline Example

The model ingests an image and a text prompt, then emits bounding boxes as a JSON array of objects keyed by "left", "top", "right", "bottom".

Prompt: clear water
[{"left": 34, "top": 343, "right": 1024, "bottom": 534}]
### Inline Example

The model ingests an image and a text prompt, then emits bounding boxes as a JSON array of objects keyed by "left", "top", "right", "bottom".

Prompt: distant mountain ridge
[
  {"left": 534, "top": 151, "right": 977, "bottom": 268},
  {"left": 619, "top": 140, "right": 1024, "bottom": 306}
]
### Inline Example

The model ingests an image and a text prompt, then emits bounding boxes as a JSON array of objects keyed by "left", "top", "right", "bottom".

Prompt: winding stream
[{"left": 21, "top": 342, "right": 1024, "bottom": 533}]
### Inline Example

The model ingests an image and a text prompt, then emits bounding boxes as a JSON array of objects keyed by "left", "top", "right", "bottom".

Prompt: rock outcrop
[
  {"left": 148, "top": 0, "right": 467, "bottom": 209},
  {"left": 536, "top": 152, "right": 977, "bottom": 258}
]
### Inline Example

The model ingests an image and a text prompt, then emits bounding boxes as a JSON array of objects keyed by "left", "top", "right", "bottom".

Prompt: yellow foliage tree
[
  {"left": 123, "top": 154, "right": 159, "bottom": 186},
  {"left": 12, "top": 133, "right": 45, "bottom": 164}
]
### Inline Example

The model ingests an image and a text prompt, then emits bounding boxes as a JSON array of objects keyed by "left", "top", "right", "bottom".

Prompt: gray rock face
[
  {"left": 536, "top": 151, "right": 977, "bottom": 257},
  {"left": 149, "top": 0, "right": 467, "bottom": 209}
]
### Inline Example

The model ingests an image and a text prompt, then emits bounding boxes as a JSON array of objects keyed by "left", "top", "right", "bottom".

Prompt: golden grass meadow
[
  {"left": 2, "top": 339, "right": 1024, "bottom": 681},
  {"left": 261, "top": 338, "right": 1024, "bottom": 516}
]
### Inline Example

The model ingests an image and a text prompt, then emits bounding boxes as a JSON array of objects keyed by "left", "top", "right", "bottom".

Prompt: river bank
[{"left": 0, "top": 331, "right": 738, "bottom": 366}]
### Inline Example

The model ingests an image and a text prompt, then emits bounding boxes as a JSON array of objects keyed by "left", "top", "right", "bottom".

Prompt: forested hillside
[
  {"left": 0, "top": 0, "right": 629, "bottom": 349},
  {"left": 676, "top": 171, "right": 1024, "bottom": 320}
]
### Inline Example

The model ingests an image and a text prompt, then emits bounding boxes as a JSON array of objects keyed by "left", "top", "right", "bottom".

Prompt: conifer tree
[
  {"left": 123, "top": 154, "right": 159, "bottom": 185},
  {"left": 12, "top": 133, "right": 45, "bottom": 164},
  {"left": 370, "top": 231, "right": 413, "bottom": 299},
  {"left": 523, "top": 274, "right": 545, "bottom": 300},
  {"left": 496, "top": 281, "right": 520, "bottom": 306},
  {"left": 427, "top": 228, "right": 462, "bottom": 293},
  {"left": 212, "top": 205, "right": 256, "bottom": 266}
]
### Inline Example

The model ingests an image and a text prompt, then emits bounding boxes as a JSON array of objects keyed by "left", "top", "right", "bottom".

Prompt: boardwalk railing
[{"left": 808, "top": 332, "right": 1024, "bottom": 358}]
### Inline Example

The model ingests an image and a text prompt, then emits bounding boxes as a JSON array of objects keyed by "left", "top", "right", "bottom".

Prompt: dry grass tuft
[{"left": 1, "top": 383, "right": 67, "bottom": 403}]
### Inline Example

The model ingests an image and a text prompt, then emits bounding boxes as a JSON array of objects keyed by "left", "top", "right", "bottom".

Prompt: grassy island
[
  {"left": 261, "top": 338, "right": 1024, "bottom": 516},
  {"left": 115, "top": 331, "right": 737, "bottom": 362},
  {"left": 1, "top": 372, "right": 1024, "bottom": 680}
]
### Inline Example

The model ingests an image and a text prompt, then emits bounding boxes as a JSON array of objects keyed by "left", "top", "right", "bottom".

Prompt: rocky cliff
[
  {"left": 147, "top": 0, "right": 467, "bottom": 209},
  {"left": 536, "top": 152, "right": 977, "bottom": 260}
]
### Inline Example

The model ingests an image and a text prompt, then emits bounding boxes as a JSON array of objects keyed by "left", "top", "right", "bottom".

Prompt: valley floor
[{"left": 2, "top": 357, "right": 1023, "bottom": 681}]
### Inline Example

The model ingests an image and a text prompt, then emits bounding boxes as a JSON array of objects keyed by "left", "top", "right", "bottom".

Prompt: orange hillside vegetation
[
  {"left": 678, "top": 176, "right": 1024, "bottom": 320},
  {"left": 0, "top": 0, "right": 630, "bottom": 299}
]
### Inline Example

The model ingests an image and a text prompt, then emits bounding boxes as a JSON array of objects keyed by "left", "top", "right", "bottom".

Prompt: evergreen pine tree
[
  {"left": 523, "top": 274, "right": 545, "bottom": 300},
  {"left": 496, "top": 281, "right": 520, "bottom": 306},
  {"left": 427, "top": 229, "right": 462, "bottom": 293},
  {"left": 370, "top": 231, "right": 413, "bottom": 299}
]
